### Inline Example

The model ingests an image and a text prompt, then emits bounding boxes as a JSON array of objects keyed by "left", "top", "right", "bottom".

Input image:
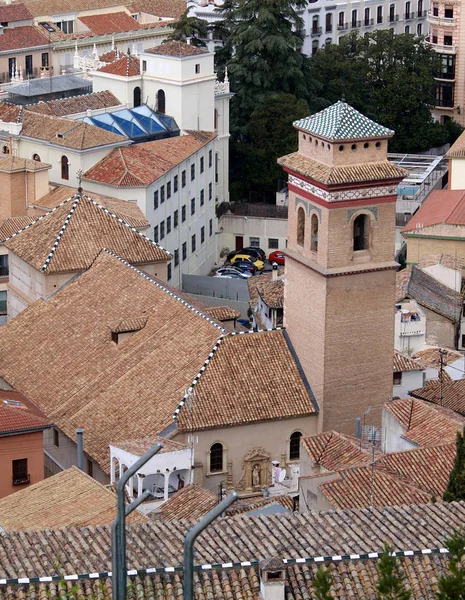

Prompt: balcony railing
[
  {"left": 435, "top": 98, "right": 455, "bottom": 108},
  {"left": 404, "top": 12, "right": 414, "bottom": 19},
  {"left": 434, "top": 71, "right": 455, "bottom": 80},
  {"left": 399, "top": 320, "right": 425, "bottom": 337},
  {"left": 427, "top": 11, "right": 455, "bottom": 24},
  {"left": 389, "top": 14, "right": 399, "bottom": 21},
  {"left": 337, "top": 23, "right": 348, "bottom": 30},
  {"left": 364, "top": 18, "right": 374, "bottom": 25},
  {"left": 13, "top": 474, "right": 30, "bottom": 486},
  {"left": 426, "top": 37, "right": 456, "bottom": 53},
  {"left": 326, "top": 25, "right": 333, "bottom": 32},
  {"left": 351, "top": 20, "right": 361, "bottom": 28},
  {"left": 418, "top": 10, "right": 427, "bottom": 17},
  {"left": 311, "top": 26, "right": 322, "bottom": 35}
]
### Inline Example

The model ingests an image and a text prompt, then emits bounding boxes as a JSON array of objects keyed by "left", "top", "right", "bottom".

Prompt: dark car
[
  {"left": 227, "top": 247, "right": 266, "bottom": 263},
  {"left": 233, "top": 259, "right": 257, "bottom": 275}
]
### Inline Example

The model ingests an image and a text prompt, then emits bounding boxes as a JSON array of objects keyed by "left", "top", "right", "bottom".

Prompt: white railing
[
  {"left": 427, "top": 12, "right": 456, "bottom": 25},
  {"left": 399, "top": 320, "right": 425, "bottom": 337}
]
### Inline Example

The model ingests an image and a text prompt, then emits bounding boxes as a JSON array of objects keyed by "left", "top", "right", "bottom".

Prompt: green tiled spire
[{"left": 294, "top": 101, "right": 394, "bottom": 141}]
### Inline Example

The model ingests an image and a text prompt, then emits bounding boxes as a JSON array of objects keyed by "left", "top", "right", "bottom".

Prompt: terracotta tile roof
[
  {"left": 23, "top": 0, "right": 127, "bottom": 18},
  {"left": 402, "top": 189, "right": 465, "bottom": 232},
  {"left": 205, "top": 306, "right": 241, "bottom": 321},
  {"left": 83, "top": 132, "right": 215, "bottom": 187},
  {"left": 396, "top": 266, "right": 463, "bottom": 322},
  {"left": 0, "top": 102, "right": 21, "bottom": 122},
  {"left": 177, "top": 330, "right": 317, "bottom": 432},
  {"left": 417, "top": 253, "right": 464, "bottom": 271},
  {"left": 410, "top": 378, "right": 465, "bottom": 415},
  {"left": 384, "top": 397, "right": 465, "bottom": 447},
  {"left": 4, "top": 193, "right": 170, "bottom": 273},
  {"left": 393, "top": 350, "right": 424, "bottom": 372},
  {"left": 98, "top": 54, "right": 140, "bottom": 76},
  {"left": 21, "top": 110, "right": 126, "bottom": 150},
  {"left": 145, "top": 41, "right": 208, "bottom": 57},
  {"left": 78, "top": 11, "right": 140, "bottom": 34},
  {"left": 113, "top": 436, "right": 187, "bottom": 455},
  {"left": 0, "top": 466, "right": 146, "bottom": 531},
  {"left": 0, "top": 25, "right": 48, "bottom": 51},
  {"left": 34, "top": 185, "right": 149, "bottom": 228},
  {"left": 318, "top": 464, "right": 433, "bottom": 509},
  {"left": 225, "top": 494, "right": 294, "bottom": 516},
  {"left": 446, "top": 129, "right": 465, "bottom": 158},
  {"left": 0, "top": 251, "right": 224, "bottom": 473},
  {"left": 375, "top": 443, "right": 456, "bottom": 498},
  {"left": 3, "top": 501, "right": 465, "bottom": 600},
  {"left": 279, "top": 152, "right": 407, "bottom": 186},
  {"left": 0, "top": 156, "right": 50, "bottom": 173},
  {"left": 294, "top": 102, "right": 394, "bottom": 141},
  {"left": 302, "top": 431, "right": 369, "bottom": 471},
  {"left": 0, "top": 389, "right": 51, "bottom": 434},
  {"left": 248, "top": 271, "right": 283, "bottom": 311},
  {"left": 412, "top": 346, "right": 463, "bottom": 370},
  {"left": 129, "top": 0, "right": 185, "bottom": 18},
  {"left": 0, "top": 216, "right": 36, "bottom": 241},
  {"left": 0, "top": 3, "right": 33, "bottom": 22},
  {"left": 157, "top": 484, "right": 218, "bottom": 521},
  {"left": 25, "top": 91, "right": 121, "bottom": 117},
  {"left": 255, "top": 278, "right": 284, "bottom": 309}
]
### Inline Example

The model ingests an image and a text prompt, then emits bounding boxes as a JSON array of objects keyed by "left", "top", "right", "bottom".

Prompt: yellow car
[{"left": 230, "top": 254, "right": 265, "bottom": 271}]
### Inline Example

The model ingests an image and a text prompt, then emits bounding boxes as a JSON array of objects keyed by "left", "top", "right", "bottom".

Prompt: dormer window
[{"left": 111, "top": 317, "right": 147, "bottom": 344}]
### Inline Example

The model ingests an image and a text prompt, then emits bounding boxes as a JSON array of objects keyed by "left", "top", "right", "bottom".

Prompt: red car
[{"left": 268, "top": 251, "right": 285, "bottom": 265}]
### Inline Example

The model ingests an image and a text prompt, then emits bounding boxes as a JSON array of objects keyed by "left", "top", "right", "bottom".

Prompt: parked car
[
  {"left": 215, "top": 266, "right": 252, "bottom": 278},
  {"left": 213, "top": 272, "right": 248, "bottom": 279},
  {"left": 268, "top": 251, "right": 285, "bottom": 265},
  {"left": 232, "top": 259, "right": 257, "bottom": 275},
  {"left": 230, "top": 254, "right": 265, "bottom": 271},
  {"left": 227, "top": 247, "right": 266, "bottom": 262}
]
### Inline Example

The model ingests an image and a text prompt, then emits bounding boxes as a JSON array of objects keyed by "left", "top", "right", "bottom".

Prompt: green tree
[
  {"left": 169, "top": 10, "right": 209, "bottom": 47},
  {"left": 443, "top": 427, "right": 465, "bottom": 502},
  {"left": 308, "top": 31, "right": 447, "bottom": 152},
  {"left": 437, "top": 529, "right": 465, "bottom": 599},
  {"left": 376, "top": 543, "right": 411, "bottom": 600},
  {"left": 312, "top": 566, "right": 333, "bottom": 600}
]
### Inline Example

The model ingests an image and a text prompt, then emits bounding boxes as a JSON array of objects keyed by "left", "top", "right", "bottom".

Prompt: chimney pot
[{"left": 259, "top": 557, "right": 285, "bottom": 600}]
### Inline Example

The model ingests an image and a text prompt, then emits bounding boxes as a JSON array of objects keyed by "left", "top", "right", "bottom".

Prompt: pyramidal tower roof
[
  {"left": 293, "top": 101, "right": 394, "bottom": 142},
  {"left": 3, "top": 193, "right": 171, "bottom": 274}
]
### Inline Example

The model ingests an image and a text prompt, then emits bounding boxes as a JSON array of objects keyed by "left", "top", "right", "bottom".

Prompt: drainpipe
[{"left": 76, "top": 428, "right": 84, "bottom": 471}]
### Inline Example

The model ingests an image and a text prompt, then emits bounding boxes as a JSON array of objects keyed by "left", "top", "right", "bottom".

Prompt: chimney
[
  {"left": 76, "top": 428, "right": 84, "bottom": 470},
  {"left": 259, "top": 557, "right": 285, "bottom": 600},
  {"left": 271, "top": 261, "right": 278, "bottom": 280}
]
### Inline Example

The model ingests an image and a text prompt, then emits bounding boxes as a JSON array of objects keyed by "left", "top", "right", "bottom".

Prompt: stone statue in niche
[
  {"left": 236, "top": 447, "right": 272, "bottom": 493},
  {"left": 252, "top": 463, "right": 261, "bottom": 487}
]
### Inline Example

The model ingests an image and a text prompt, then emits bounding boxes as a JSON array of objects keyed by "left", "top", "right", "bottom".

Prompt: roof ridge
[
  {"left": 40, "top": 195, "right": 81, "bottom": 272},
  {"left": 117, "top": 147, "right": 146, "bottom": 186}
]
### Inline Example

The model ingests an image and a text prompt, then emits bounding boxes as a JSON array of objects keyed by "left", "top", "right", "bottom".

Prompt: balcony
[
  {"left": 364, "top": 18, "right": 374, "bottom": 26},
  {"left": 404, "top": 12, "right": 414, "bottom": 19},
  {"left": 426, "top": 36, "right": 456, "bottom": 53},
  {"left": 311, "top": 26, "right": 322, "bottom": 35},
  {"left": 12, "top": 474, "right": 30, "bottom": 486},
  {"left": 389, "top": 14, "right": 399, "bottom": 21},
  {"left": 351, "top": 20, "right": 361, "bottom": 28},
  {"left": 326, "top": 25, "right": 333, "bottom": 32},
  {"left": 418, "top": 10, "right": 427, "bottom": 17},
  {"left": 427, "top": 11, "right": 456, "bottom": 25},
  {"left": 399, "top": 320, "right": 425, "bottom": 338},
  {"left": 337, "top": 23, "right": 348, "bottom": 30}
]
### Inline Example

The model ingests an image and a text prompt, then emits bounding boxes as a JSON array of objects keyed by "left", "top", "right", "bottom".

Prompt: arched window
[
  {"left": 310, "top": 214, "right": 319, "bottom": 252},
  {"left": 214, "top": 108, "right": 218, "bottom": 130},
  {"left": 133, "top": 86, "right": 141, "bottom": 107},
  {"left": 32, "top": 153, "right": 41, "bottom": 162},
  {"left": 210, "top": 443, "right": 223, "bottom": 472},
  {"left": 297, "top": 206, "right": 305, "bottom": 246},
  {"left": 157, "top": 89, "right": 166, "bottom": 114},
  {"left": 325, "top": 12, "right": 332, "bottom": 32},
  {"left": 289, "top": 431, "right": 302, "bottom": 460},
  {"left": 353, "top": 214, "right": 369, "bottom": 251},
  {"left": 418, "top": 0, "right": 423, "bottom": 12},
  {"left": 61, "top": 155, "right": 69, "bottom": 180}
]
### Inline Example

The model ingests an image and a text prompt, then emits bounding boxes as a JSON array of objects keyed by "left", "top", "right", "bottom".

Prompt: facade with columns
[{"left": 279, "top": 102, "right": 407, "bottom": 434}]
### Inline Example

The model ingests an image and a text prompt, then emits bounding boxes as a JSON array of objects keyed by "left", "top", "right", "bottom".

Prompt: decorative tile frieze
[{"left": 289, "top": 174, "right": 397, "bottom": 203}]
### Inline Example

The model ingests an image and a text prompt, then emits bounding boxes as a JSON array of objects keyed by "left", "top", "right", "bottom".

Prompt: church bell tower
[{"left": 278, "top": 101, "right": 407, "bottom": 433}]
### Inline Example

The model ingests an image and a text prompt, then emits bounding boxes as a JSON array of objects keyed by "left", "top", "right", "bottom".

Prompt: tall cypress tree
[
  {"left": 443, "top": 427, "right": 465, "bottom": 502},
  {"left": 376, "top": 544, "right": 411, "bottom": 600}
]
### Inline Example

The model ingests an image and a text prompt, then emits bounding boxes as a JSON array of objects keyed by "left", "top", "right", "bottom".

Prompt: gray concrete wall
[
  {"left": 189, "top": 294, "right": 249, "bottom": 319},
  {"left": 182, "top": 274, "right": 250, "bottom": 302}
]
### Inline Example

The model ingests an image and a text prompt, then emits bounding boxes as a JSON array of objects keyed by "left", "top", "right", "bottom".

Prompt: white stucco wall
[
  {"left": 394, "top": 301, "right": 426, "bottom": 354},
  {"left": 220, "top": 214, "right": 288, "bottom": 256},
  {"left": 422, "top": 263, "right": 462, "bottom": 291},
  {"left": 450, "top": 157, "right": 465, "bottom": 190},
  {"left": 392, "top": 369, "right": 425, "bottom": 398},
  {"left": 381, "top": 406, "right": 418, "bottom": 453}
]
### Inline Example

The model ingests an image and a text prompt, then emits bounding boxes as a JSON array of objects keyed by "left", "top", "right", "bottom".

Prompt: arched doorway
[{"left": 133, "top": 86, "right": 141, "bottom": 107}]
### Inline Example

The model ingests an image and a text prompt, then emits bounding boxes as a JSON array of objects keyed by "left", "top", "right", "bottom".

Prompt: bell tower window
[
  {"left": 297, "top": 207, "right": 305, "bottom": 246},
  {"left": 310, "top": 214, "right": 319, "bottom": 252},
  {"left": 353, "top": 214, "right": 368, "bottom": 251}
]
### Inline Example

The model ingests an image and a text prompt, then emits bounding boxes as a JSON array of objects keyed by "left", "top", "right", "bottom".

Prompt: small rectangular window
[
  {"left": 12, "top": 458, "right": 28, "bottom": 485},
  {"left": 142, "top": 60, "right": 147, "bottom": 71},
  {"left": 250, "top": 237, "right": 260, "bottom": 248},
  {"left": 160, "top": 186, "right": 165, "bottom": 203},
  {"left": 154, "top": 226, "right": 159, "bottom": 243},
  {"left": 153, "top": 190, "right": 159, "bottom": 210},
  {"left": 192, "top": 234, "right": 196, "bottom": 252},
  {"left": 174, "top": 175, "right": 178, "bottom": 192},
  {"left": 174, "top": 249, "right": 179, "bottom": 266},
  {"left": 41, "top": 52, "right": 49, "bottom": 67},
  {"left": 87, "top": 459, "right": 93, "bottom": 477},
  {"left": 167, "top": 263, "right": 172, "bottom": 281},
  {"left": 200, "top": 157, "right": 204, "bottom": 173},
  {"left": 191, "top": 164, "right": 195, "bottom": 181},
  {"left": 182, "top": 170, "right": 186, "bottom": 187},
  {"left": 209, "top": 219, "right": 213, "bottom": 237},
  {"left": 167, "top": 216, "right": 171, "bottom": 234},
  {"left": 174, "top": 209, "right": 179, "bottom": 228},
  {"left": 160, "top": 221, "right": 165, "bottom": 240},
  {"left": 182, "top": 205, "right": 186, "bottom": 222},
  {"left": 191, "top": 197, "right": 195, "bottom": 216},
  {"left": 182, "top": 241, "right": 187, "bottom": 261},
  {"left": 209, "top": 182, "right": 212, "bottom": 200},
  {"left": 200, "top": 189, "right": 204, "bottom": 206},
  {"left": 209, "top": 150, "right": 212, "bottom": 168},
  {"left": 201, "top": 226, "right": 205, "bottom": 244},
  {"left": 167, "top": 181, "right": 171, "bottom": 199},
  {"left": 393, "top": 372, "right": 402, "bottom": 385},
  {"left": 195, "top": 63, "right": 200, "bottom": 74},
  {"left": 54, "top": 428, "right": 59, "bottom": 447},
  {"left": 268, "top": 238, "right": 279, "bottom": 249}
]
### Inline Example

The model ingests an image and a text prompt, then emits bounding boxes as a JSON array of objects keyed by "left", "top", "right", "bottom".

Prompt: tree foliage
[
  {"left": 312, "top": 566, "right": 333, "bottom": 600},
  {"left": 437, "top": 529, "right": 465, "bottom": 599},
  {"left": 307, "top": 31, "right": 450, "bottom": 152},
  {"left": 376, "top": 544, "right": 411, "bottom": 600},
  {"left": 443, "top": 427, "right": 465, "bottom": 502},
  {"left": 169, "top": 10, "right": 209, "bottom": 47}
]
